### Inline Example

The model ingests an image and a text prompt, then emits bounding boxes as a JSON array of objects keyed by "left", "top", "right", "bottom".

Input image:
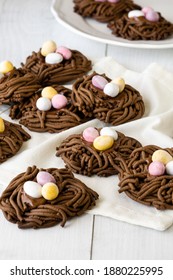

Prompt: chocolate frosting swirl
[{"left": 0, "top": 166, "right": 98, "bottom": 229}]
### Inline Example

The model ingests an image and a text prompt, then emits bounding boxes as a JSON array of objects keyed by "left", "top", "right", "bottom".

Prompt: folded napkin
[{"left": 1, "top": 58, "right": 173, "bottom": 233}]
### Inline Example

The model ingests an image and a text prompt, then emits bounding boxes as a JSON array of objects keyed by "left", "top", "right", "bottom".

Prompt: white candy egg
[
  {"left": 103, "top": 82, "right": 119, "bottom": 97},
  {"left": 23, "top": 181, "right": 42, "bottom": 198},
  {"left": 36, "top": 97, "right": 52, "bottom": 111},
  {"left": 128, "top": 10, "right": 145, "bottom": 18},
  {"left": 100, "top": 127, "right": 118, "bottom": 140},
  {"left": 166, "top": 161, "right": 173, "bottom": 175},
  {"left": 45, "top": 53, "right": 63, "bottom": 64}
]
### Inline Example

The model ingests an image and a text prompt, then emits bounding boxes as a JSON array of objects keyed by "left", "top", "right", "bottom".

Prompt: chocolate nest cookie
[
  {"left": 71, "top": 72, "right": 145, "bottom": 125},
  {"left": 118, "top": 145, "right": 173, "bottom": 210},
  {"left": 108, "top": 9, "right": 173, "bottom": 40},
  {"left": 0, "top": 118, "right": 31, "bottom": 163},
  {"left": 21, "top": 47, "right": 92, "bottom": 86},
  {"left": 73, "top": 0, "right": 141, "bottom": 23},
  {"left": 56, "top": 127, "right": 142, "bottom": 176},
  {"left": 0, "top": 166, "right": 98, "bottom": 229},
  {"left": 0, "top": 67, "right": 41, "bottom": 104},
  {"left": 9, "top": 85, "right": 91, "bottom": 133}
]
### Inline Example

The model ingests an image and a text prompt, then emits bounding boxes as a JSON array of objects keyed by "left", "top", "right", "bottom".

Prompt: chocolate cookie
[
  {"left": 0, "top": 166, "right": 98, "bottom": 229},
  {"left": 56, "top": 127, "right": 142, "bottom": 176},
  {"left": 10, "top": 85, "right": 91, "bottom": 133},
  {"left": 108, "top": 8, "right": 173, "bottom": 40},
  {"left": 0, "top": 118, "right": 31, "bottom": 163},
  {"left": 118, "top": 145, "right": 173, "bottom": 210},
  {"left": 71, "top": 72, "right": 145, "bottom": 125},
  {"left": 73, "top": 0, "right": 141, "bottom": 23},
  {"left": 21, "top": 41, "right": 92, "bottom": 86}
]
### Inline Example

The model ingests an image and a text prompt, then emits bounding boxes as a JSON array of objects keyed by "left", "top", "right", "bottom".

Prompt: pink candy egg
[
  {"left": 142, "top": 6, "right": 154, "bottom": 16},
  {"left": 83, "top": 127, "right": 99, "bottom": 143},
  {"left": 56, "top": 46, "right": 72, "bottom": 60},
  {"left": 51, "top": 94, "right": 68, "bottom": 109},
  {"left": 145, "top": 10, "right": 159, "bottom": 22},
  {"left": 148, "top": 161, "right": 165, "bottom": 176},
  {"left": 92, "top": 75, "right": 108, "bottom": 90},
  {"left": 37, "top": 171, "right": 56, "bottom": 186}
]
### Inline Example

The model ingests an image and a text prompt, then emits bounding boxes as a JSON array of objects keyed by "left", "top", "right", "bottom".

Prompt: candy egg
[
  {"left": 0, "top": 60, "right": 14, "bottom": 74},
  {"left": 51, "top": 94, "right": 68, "bottom": 109},
  {"left": 82, "top": 127, "right": 99, "bottom": 143},
  {"left": 103, "top": 82, "right": 119, "bottom": 97},
  {"left": 41, "top": 86, "right": 57, "bottom": 100},
  {"left": 108, "top": 0, "right": 120, "bottom": 2},
  {"left": 45, "top": 52, "right": 63, "bottom": 64},
  {"left": 0, "top": 117, "right": 5, "bottom": 133},
  {"left": 36, "top": 171, "right": 56, "bottom": 186},
  {"left": 128, "top": 10, "right": 145, "bottom": 18},
  {"left": 41, "top": 182, "right": 59, "bottom": 200},
  {"left": 112, "top": 77, "right": 125, "bottom": 92},
  {"left": 92, "top": 75, "right": 108, "bottom": 90},
  {"left": 23, "top": 181, "right": 42, "bottom": 198},
  {"left": 56, "top": 46, "right": 72, "bottom": 60},
  {"left": 93, "top": 135, "right": 114, "bottom": 151},
  {"left": 36, "top": 97, "right": 52, "bottom": 111},
  {"left": 142, "top": 6, "right": 154, "bottom": 16},
  {"left": 100, "top": 127, "right": 118, "bottom": 140},
  {"left": 145, "top": 10, "right": 159, "bottom": 22},
  {"left": 152, "top": 150, "right": 173, "bottom": 165},
  {"left": 148, "top": 161, "right": 165, "bottom": 176},
  {"left": 165, "top": 161, "right": 173, "bottom": 175},
  {"left": 41, "top": 40, "right": 57, "bottom": 57}
]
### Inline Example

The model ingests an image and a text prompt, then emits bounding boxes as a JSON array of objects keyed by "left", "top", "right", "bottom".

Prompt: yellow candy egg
[
  {"left": 0, "top": 117, "right": 5, "bottom": 133},
  {"left": 93, "top": 135, "right": 114, "bottom": 151},
  {"left": 41, "top": 86, "right": 58, "bottom": 100},
  {"left": 0, "top": 60, "right": 14, "bottom": 74},
  {"left": 152, "top": 149, "right": 173, "bottom": 165},
  {"left": 112, "top": 77, "right": 125, "bottom": 92},
  {"left": 41, "top": 182, "right": 59, "bottom": 200},
  {"left": 41, "top": 40, "right": 57, "bottom": 57}
]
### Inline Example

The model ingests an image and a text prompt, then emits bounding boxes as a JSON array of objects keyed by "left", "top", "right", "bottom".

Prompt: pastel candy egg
[
  {"left": 145, "top": 10, "right": 159, "bottom": 22},
  {"left": 41, "top": 40, "right": 57, "bottom": 57},
  {"left": 36, "top": 171, "right": 56, "bottom": 186},
  {"left": 41, "top": 182, "right": 59, "bottom": 200},
  {"left": 23, "top": 181, "right": 42, "bottom": 198},
  {"left": 45, "top": 52, "right": 63, "bottom": 64},
  {"left": 92, "top": 75, "right": 108, "bottom": 90},
  {"left": 128, "top": 10, "right": 145, "bottom": 18},
  {"left": 0, "top": 117, "right": 5, "bottom": 133},
  {"left": 100, "top": 127, "right": 118, "bottom": 140},
  {"left": 83, "top": 127, "right": 99, "bottom": 143},
  {"left": 0, "top": 60, "right": 14, "bottom": 74},
  {"left": 148, "top": 161, "right": 165, "bottom": 176},
  {"left": 93, "top": 135, "right": 114, "bottom": 151},
  {"left": 152, "top": 150, "right": 173, "bottom": 165},
  {"left": 103, "top": 82, "right": 119, "bottom": 97},
  {"left": 165, "top": 161, "right": 173, "bottom": 175},
  {"left": 41, "top": 86, "right": 57, "bottom": 100},
  {"left": 36, "top": 97, "right": 52, "bottom": 111},
  {"left": 51, "top": 94, "right": 68, "bottom": 109},
  {"left": 56, "top": 46, "right": 72, "bottom": 60},
  {"left": 142, "top": 6, "right": 154, "bottom": 16},
  {"left": 112, "top": 77, "right": 125, "bottom": 92}
]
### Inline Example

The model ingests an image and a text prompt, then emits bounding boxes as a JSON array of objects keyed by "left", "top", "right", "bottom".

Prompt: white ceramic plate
[{"left": 51, "top": 0, "right": 173, "bottom": 49}]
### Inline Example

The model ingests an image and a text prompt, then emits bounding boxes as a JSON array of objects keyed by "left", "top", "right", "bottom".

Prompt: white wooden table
[{"left": 1, "top": 0, "right": 173, "bottom": 260}]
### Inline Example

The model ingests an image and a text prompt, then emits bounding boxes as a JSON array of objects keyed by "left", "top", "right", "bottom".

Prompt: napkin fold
[{"left": 1, "top": 58, "right": 173, "bottom": 231}]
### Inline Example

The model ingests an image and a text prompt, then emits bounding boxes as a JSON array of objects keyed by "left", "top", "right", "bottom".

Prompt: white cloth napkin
[{"left": 1, "top": 58, "right": 173, "bottom": 232}]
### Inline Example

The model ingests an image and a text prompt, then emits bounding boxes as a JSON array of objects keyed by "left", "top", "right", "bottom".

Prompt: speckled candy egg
[
  {"left": 51, "top": 94, "right": 68, "bottom": 109},
  {"left": 41, "top": 182, "right": 59, "bottom": 200},
  {"left": 112, "top": 77, "right": 125, "bottom": 92},
  {"left": 36, "top": 97, "right": 52, "bottom": 111},
  {"left": 93, "top": 135, "right": 114, "bottom": 151},
  {"left": 36, "top": 171, "right": 56, "bottom": 186},
  {"left": 142, "top": 6, "right": 154, "bottom": 16},
  {"left": 41, "top": 87, "right": 57, "bottom": 100},
  {"left": 41, "top": 40, "right": 57, "bottom": 57},
  {"left": 0, "top": 117, "right": 5, "bottom": 133},
  {"left": 45, "top": 53, "right": 63, "bottom": 64},
  {"left": 92, "top": 75, "right": 108, "bottom": 90},
  {"left": 148, "top": 161, "right": 165, "bottom": 176},
  {"left": 56, "top": 46, "right": 72, "bottom": 60},
  {"left": 82, "top": 127, "right": 99, "bottom": 143},
  {"left": 165, "top": 161, "right": 173, "bottom": 175},
  {"left": 145, "top": 10, "right": 159, "bottom": 22},
  {"left": 100, "top": 127, "right": 118, "bottom": 140},
  {"left": 152, "top": 150, "right": 173, "bottom": 165},
  {"left": 103, "top": 82, "right": 119, "bottom": 97},
  {"left": 23, "top": 181, "right": 42, "bottom": 198},
  {"left": 0, "top": 60, "right": 14, "bottom": 74}
]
